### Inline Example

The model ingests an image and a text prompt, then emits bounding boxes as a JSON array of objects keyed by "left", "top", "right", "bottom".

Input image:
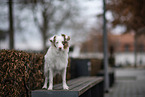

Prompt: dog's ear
[
  {"left": 61, "top": 34, "right": 65, "bottom": 37},
  {"left": 50, "top": 38, "right": 53, "bottom": 42},
  {"left": 61, "top": 34, "right": 70, "bottom": 41},
  {"left": 50, "top": 36, "right": 56, "bottom": 42},
  {"left": 67, "top": 36, "right": 70, "bottom": 41}
]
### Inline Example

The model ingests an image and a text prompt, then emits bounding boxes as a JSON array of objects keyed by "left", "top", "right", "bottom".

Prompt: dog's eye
[
  {"left": 62, "top": 41, "right": 66, "bottom": 45},
  {"left": 56, "top": 41, "right": 58, "bottom": 44},
  {"left": 62, "top": 41, "right": 67, "bottom": 45},
  {"left": 62, "top": 41, "right": 65, "bottom": 44}
]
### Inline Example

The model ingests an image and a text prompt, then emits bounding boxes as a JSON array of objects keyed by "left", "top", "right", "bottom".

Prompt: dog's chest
[{"left": 46, "top": 50, "right": 68, "bottom": 70}]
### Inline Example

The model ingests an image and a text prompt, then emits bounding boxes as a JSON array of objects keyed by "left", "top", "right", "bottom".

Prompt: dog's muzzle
[{"left": 59, "top": 47, "right": 62, "bottom": 51}]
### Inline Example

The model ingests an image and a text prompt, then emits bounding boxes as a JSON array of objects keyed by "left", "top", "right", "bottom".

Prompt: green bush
[{"left": 0, "top": 49, "right": 44, "bottom": 97}]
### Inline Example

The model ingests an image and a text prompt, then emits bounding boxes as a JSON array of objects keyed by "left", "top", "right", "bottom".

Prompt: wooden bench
[{"left": 32, "top": 77, "right": 104, "bottom": 97}]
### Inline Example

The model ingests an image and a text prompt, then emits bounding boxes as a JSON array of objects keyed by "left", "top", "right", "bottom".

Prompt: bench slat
[
  {"left": 54, "top": 77, "right": 86, "bottom": 89},
  {"left": 54, "top": 77, "right": 93, "bottom": 90}
]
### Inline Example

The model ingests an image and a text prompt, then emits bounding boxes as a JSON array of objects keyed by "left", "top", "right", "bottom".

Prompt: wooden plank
[
  {"left": 54, "top": 77, "right": 103, "bottom": 93},
  {"left": 54, "top": 77, "right": 85, "bottom": 88},
  {"left": 32, "top": 90, "right": 78, "bottom": 97},
  {"left": 78, "top": 78, "right": 103, "bottom": 96},
  {"left": 53, "top": 77, "right": 85, "bottom": 89},
  {"left": 72, "top": 77, "right": 103, "bottom": 96},
  {"left": 54, "top": 77, "right": 93, "bottom": 90},
  {"left": 68, "top": 77, "right": 95, "bottom": 90}
]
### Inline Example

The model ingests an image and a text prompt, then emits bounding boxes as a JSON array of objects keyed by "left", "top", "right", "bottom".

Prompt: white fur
[{"left": 42, "top": 35, "right": 70, "bottom": 90}]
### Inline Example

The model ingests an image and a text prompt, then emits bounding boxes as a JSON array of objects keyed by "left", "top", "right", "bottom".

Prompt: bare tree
[
  {"left": 30, "top": 0, "right": 77, "bottom": 52},
  {"left": 8, "top": 0, "right": 14, "bottom": 49},
  {"left": 3, "top": 0, "right": 89, "bottom": 51}
]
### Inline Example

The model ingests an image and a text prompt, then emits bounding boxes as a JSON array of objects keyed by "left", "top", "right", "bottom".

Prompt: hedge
[{"left": 0, "top": 49, "right": 44, "bottom": 97}]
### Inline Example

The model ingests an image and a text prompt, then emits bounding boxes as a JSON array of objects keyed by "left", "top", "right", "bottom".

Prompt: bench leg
[
  {"left": 91, "top": 81, "right": 104, "bottom": 97},
  {"left": 91, "top": 84, "right": 99, "bottom": 97},
  {"left": 99, "top": 81, "right": 104, "bottom": 97}
]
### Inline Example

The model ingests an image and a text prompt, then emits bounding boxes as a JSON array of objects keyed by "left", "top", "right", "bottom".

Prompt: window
[{"left": 124, "top": 44, "right": 130, "bottom": 52}]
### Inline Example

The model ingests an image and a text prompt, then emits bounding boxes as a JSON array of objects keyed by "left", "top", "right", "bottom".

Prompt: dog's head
[{"left": 50, "top": 34, "right": 70, "bottom": 51}]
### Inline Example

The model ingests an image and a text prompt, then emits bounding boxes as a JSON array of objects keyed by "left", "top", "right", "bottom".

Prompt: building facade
[{"left": 80, "top": 32, "right": 145, "bottom": 66}]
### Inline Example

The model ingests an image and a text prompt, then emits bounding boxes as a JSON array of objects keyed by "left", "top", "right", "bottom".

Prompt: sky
[{"left": 0, "top": 0, "right": 121, "bottom": 50}]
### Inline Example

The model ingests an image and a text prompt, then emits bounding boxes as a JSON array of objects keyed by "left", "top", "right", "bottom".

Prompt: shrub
[{"left": 0, "top": 49, "right": 44, "bottom": 97}]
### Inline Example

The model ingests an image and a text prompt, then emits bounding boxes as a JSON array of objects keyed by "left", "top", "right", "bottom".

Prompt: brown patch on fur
[
  {"left": 50, "top": 36, "right": 56, "bottom": 43},
  {"left": 53, "top": 36, "right": 56, "bottom": 42},
  {"left": 50, "top": 36, "right": 57, "bottom": 47},
  {"left": 61, "top": 34, "right": 69, "bottom": 49},
  {"left": 53, "top": 36, "right": 56, "bottom": 47},
  {"left": 63, "top": 41, "right": 68, "bottom": 49},
  {"left": 67, "top": 36, "right": 70, "bottom": 41},
  {"left": 61, "top": 34, "right": 66, "bottom": 40}
]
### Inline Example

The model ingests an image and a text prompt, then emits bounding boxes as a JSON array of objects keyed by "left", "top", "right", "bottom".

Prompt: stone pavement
[{"left": 105, "top": 68, "right": 145, "bottom": 97}]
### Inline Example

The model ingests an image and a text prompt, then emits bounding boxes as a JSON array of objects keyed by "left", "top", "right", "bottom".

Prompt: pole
[
  {"left": 134, "top": 34, "right": 137, "bottom": 68},
  {"left": 103, "top": 0, "right": 109, "bottom": 92}
]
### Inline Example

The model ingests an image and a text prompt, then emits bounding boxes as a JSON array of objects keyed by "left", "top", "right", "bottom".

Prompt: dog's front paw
[
  {"left": 63, "top": 85, "right": 69, "bottom": 90},
  {"left": 48, "top": 86, "right": 53, "bottom": 90},
  {"left": 42, "top": 85, "right": 47, "bottom": 89}
]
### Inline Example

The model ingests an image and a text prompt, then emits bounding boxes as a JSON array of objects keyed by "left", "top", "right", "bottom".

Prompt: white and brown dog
[{"left": 42, "top": 34, "right": 70, "bottom": 90}]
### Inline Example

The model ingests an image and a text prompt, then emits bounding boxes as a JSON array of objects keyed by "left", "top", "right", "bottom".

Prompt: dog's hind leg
[
  {"left": 42, "top": 67, "right": 48, "bottom": 89},
  {"left": 42, "top": 76, "right": 48, "bottom": 89},
  {"left": 48, "top": 68, "right": 53, "bottom": 90},
  {"left": 42, "top": 60, "right": 49, "bottom": 89},
  {"left": 61, "top": 68, "right": 69, "bottom": 90}
]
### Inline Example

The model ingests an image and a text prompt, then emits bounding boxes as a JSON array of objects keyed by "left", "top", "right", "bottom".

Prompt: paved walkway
[{"left": 105, "top": 68, "right": 145, "bottom": 97}]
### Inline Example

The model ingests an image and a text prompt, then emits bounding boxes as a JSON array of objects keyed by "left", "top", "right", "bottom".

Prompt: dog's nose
[{"left": 59, "top": 47, "right": 62, "bottom": 50}]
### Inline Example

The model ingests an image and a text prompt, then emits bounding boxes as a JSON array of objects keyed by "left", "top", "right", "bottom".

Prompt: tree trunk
[
  {"left": 8, "top": 0, "right": 14, "bottom": 49},
  {"left": 41, "top": 9, "right": 49, "bottom": 53},
  {"left": 42, "top": 29, "right": 47, "bottom": 54}
]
